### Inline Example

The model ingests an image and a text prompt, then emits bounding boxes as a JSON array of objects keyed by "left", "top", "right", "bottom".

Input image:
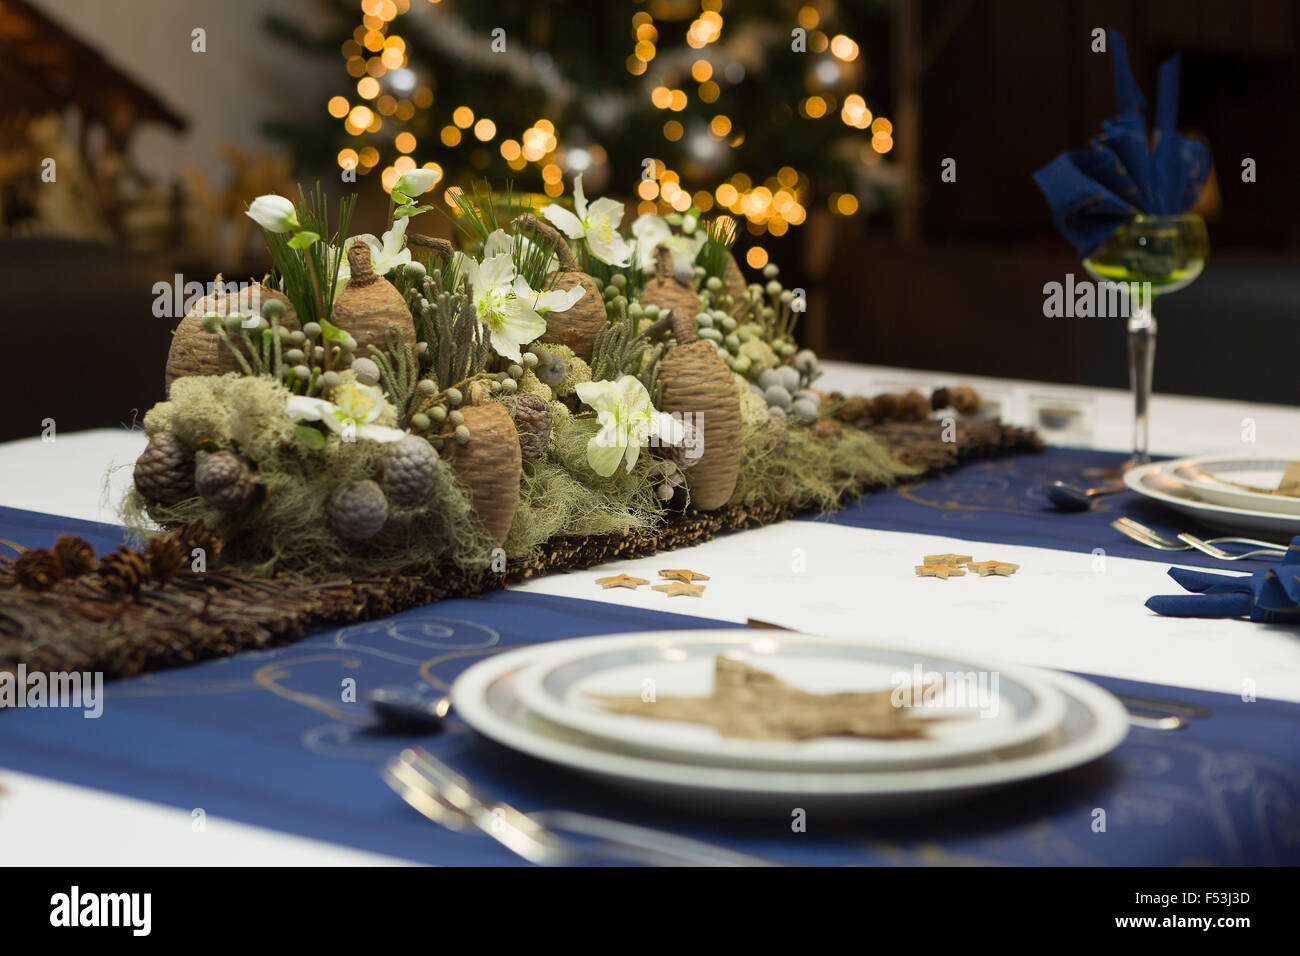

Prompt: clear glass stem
[{"left": 1127, "top": 300, "right": 1156, "bottom": 465}]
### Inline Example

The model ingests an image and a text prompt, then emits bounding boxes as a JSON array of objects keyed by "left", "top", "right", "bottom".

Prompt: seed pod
[
  {"left": 443, "top": 403, "right": 521, "bottom": 545},
  {"left": 330, "top": 241, "right": 417, "bottom": 356},
  {"left": 166, "top": 280, "right": 298, "bottom": 391},
  {"left": 379, "top": 435, "right": 440, "bottom": 508},
  {"left": 656, "top": 310, "right": 742, "bottom": 510},
  {"left": 513, "top": 215, "right": 604, "bottom": 361},
  {"left": 195, "top": 451, "right": 256, "bottom": 513},
  {"left": 329, "top": 479, "right": 390, "bottom": 541}
]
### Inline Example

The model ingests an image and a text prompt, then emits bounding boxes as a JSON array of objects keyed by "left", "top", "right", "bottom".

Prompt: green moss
[
  {"left": 503, "top": 414, "right": 665, "bottom": 557},
  {"left": 729, "top": 419, "right": 920, "bottom": 513},
  {"left": 124, "top": 374, "right": 495, "bottom": 575}
]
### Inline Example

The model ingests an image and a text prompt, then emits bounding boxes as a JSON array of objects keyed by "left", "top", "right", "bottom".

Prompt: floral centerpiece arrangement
[{"left": 123, "top": 172, "right": 1003, "bottom": 580}]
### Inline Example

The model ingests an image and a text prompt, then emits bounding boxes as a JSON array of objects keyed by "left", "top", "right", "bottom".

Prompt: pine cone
[
  {"left": 98, "top": 547, "right": 148, "bottom": 598},
  {"left": 195, "top": 451, "right": 256, "bottom": 513},
  {"left": 175, "top": 520, "right": 223, "bottom": 566},
  {"left": 379, "top": 436, "right": 440, "bottom": 508},
  {"left": 899, "top": 390, "right": 931, "bottom": 422},
  {"left": 51, "top": 536, "right": 97, "bottom": 577},
  {"left": 835, "top": 395, "right": 871, "bottom": 424},
  {"left": 950, "top": 385, "right": 981, "bottom": 415},
  {"left": 134, "top": 433, "right": 195, "bottom": 506},
  {"left": 144, "top": 535, "right": 187, "bottom": 582},
  {"left": 13, "top": 549, "right": 61, "bottom": 590},
  {"left": 329, "top": 480, "right": 389, "bottom": 541},
  {"left": 511, "top": 393, "right": 552, "bottom": 461},
  {"left": 665, "top": 418, "right": 702, "bottom": 471}
]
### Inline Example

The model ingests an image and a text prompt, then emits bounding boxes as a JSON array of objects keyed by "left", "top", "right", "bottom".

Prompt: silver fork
[
  {"left": 1111, "top": 517, "right": 1286, "bottom": 557},
  {"left": 383, "top": 747, "right": 776, "bottom": 867},
  {"left": 1176, "top": 532, "right": 1289, "bottom": 561}
]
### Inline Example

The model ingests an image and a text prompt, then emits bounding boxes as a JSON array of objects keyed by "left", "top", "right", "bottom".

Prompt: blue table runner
[{"left": 1, "top": 447, "right": 1297, "bottom": 865}]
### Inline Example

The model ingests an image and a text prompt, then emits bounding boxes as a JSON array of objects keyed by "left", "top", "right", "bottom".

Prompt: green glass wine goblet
[{"left": 1082, "top": 212, "right": 1208, "bottom": 465}]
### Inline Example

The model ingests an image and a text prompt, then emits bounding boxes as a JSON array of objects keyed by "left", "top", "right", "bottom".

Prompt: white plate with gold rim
[
  {"left": 1123, "top": 460, "right": 1300, "bottom": 538},
  {"left": 450, "top": 633, "right": 1128, "bottom": 816},
  {"left": 508, "top": 632, "right": 1068, "bottom": 771},
  {"left": 1169, "top": 457, "right": 1300, "bottom": 517}
]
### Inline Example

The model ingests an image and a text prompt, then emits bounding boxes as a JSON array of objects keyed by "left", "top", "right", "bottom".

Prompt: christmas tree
[{"left": 265, "top": 0, "right": 898, "bottom": 268}]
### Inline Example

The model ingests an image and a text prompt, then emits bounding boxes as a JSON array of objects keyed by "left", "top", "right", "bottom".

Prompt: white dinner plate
[
  {"left": 450, "top": 634, "right": 1129, "bottom": 816},
  {"left": 1123, "top": 460, "right": 1300, "bottom": 539},
  {"left": 510, "top": 632, "right": 1068, "bottom": 771},
  {"left": 1169, "top": 457, "right": 1300, "bottom": 517}
]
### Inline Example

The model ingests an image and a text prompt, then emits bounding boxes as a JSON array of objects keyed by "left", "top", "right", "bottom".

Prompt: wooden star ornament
[
  {"left": 592, "top": 657, "right": 944, "bottom": 741},
  {"left": 652, "top": 581, "right": 706, "bottom": 597},
  {"left": 915, "top": 564, "right": 965, "bottom": 579},
  {"left": 967, "top": 560, "right": 1020, "bottom": 577},
  {"left": 595, "top": 574, "right": 650, "bottom": 590},
  {"left": 659, "top": 569, "right": 710, "bottom": 582}
]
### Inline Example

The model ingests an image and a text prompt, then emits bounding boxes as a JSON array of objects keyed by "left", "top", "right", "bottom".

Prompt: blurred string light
[{"left": 327, "top": 0, "right": 883, "bottom": 226}]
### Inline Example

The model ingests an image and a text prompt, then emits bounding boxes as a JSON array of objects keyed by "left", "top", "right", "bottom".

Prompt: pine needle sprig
[
  {"left": 407, "top": 268, "right": 490, "bottom": 388},
  {"left": 695, "top": 215, "right": 737, "bottom": 282},
  {"left": 368, "top": 327, "right": 422, "bottom": 425}
]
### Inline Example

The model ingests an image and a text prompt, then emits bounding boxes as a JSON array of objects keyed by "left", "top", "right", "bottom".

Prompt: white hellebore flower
[
  {"left": 393, "top": 168, "right": 440, "bottom": 198},
  {"left": 631, "top": 214, "right": 705, "bottom": 274},
  {"left": 246, "top": 194, "right": 299, "bottom": 234},
  {"left": 480, "top": 229, "right": 584, "bottom": 314},
  {"left": 286, "top": 383, "right": 406, "bottom": 443},
  {"left": 542, "top": 173, "right": 634, "bottom": 266},
  {"left": 575, "top": 375, "right": 684, "bottom": 477},
  {"left": 334, "top": 218, "right": 412, "bottom": 288},
  {"left": 454, "top": 250, "right": 547, "bottom": 362}
]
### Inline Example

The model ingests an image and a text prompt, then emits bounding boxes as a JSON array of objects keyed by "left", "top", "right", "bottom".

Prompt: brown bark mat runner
[{"left": 0, "top": 419, "right": 1041, "bottom": 681}]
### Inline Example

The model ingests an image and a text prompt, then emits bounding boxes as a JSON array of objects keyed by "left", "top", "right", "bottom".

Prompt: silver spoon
[
  {"left": 1043, "top": 479, "right": 1126, "bottom": 512},
  {"left": 364, "top": 686, "right": 451, "bottom": 732}
]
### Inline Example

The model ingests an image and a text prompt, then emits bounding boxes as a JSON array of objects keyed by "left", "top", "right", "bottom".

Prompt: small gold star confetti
[
  {"left": 923, "top": 553, "right": 973, "bottom": 566},
  {"left": 653, "top": 581, "right": 706, "bottom": 597},
  {"left": 595, "top": 574, "right": 650, "bottom": 590},
  {"left": 659, "top": 568, "right": 711, "bottom": 582},
  {"left": 915, "top": 564, "right": 965, "bottom": 579},
  {"left": 967, "top": 560, "right": 1019, "bottom": 577}
]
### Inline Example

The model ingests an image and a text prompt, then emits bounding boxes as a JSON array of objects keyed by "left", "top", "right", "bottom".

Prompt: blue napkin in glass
[
  {"left": 1146, "top": 537, "right": 1300, "bottom": 622},
  {"left": 1033, "top": 29, "right": 1212, "bottom": 257}
]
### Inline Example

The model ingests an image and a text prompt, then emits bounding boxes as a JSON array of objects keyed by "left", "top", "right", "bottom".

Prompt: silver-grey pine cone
[
  {"left": 194, "top": 450, "right": 256, "bottom": 513},
  {"left": 666, "top": 419, "right": 702, "bottom": 471},
  {"left": 511, "top": 393, "right": 552, "bottom": 461},
  {"left": 329, "top": 479, "right": 389, "bottom": 540},
  {"left": 134, "top": 432, "right": 195, "bottom": 506},
  {"left": 379, "top": 435, "right": 439, "bottom": 508}
]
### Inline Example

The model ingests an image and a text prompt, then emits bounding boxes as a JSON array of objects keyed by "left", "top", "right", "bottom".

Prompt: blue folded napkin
[
  {"left": 1033, "top": 29, "right": 1212, "bottom": 257},
  {"left": 1146, "top": 537, "right": 1300, "bottom": 622}
]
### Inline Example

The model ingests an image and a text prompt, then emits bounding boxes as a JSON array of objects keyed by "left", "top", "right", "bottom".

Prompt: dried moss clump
[
  {"left": 729, "top": 417, "right": 920, "bottom": 512},
  {"left": 503, "top": 413, "right": 667, "bottom": 557},
  {"left": 125, "top": 374, "right": 493, "bottom": 575}
]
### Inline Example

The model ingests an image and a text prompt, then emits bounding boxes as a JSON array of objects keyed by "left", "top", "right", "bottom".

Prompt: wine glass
[{"left": 1082, "top": 213, "right": 1208, "bottom": 465}]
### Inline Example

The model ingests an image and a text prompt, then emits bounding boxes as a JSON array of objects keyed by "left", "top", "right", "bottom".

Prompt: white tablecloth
[{"left": 3, "top": 363, "right": 1299, "bottom": 864}]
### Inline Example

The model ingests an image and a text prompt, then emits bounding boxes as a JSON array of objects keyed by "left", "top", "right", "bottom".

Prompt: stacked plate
[
  {"left": 450, "top": 631, "right": 1128, "bottom": 816},
  {"left": 1124, "top": 455, "right": 1300, "bottom": 538}
]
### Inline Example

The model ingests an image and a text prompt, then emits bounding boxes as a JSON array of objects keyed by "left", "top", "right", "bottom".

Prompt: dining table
[{"left": 2, "top": 360, "right": 1298, "bottom": 866}]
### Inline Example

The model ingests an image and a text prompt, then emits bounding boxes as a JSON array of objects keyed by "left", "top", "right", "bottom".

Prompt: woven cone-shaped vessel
[
  {"left": 657, "top": 310, "right": 742, "bottom": 511},
  {"left": 514, "top": 214, "right": 605, "bottom": 362},
  {"left": 722, "top": 251, "right": 749, "bottom": 317},
  {"left": 331, "top": 241, "right": 417, "bottom": 356},
  {"left": 445, "top": 403, "right": 521, "bottom": 546},
  {"left": 166, "top": 281, "right": 298, "bottom": 391},
  {"left": 641, "top": 244, "right": 701, "bottom": 324}
]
